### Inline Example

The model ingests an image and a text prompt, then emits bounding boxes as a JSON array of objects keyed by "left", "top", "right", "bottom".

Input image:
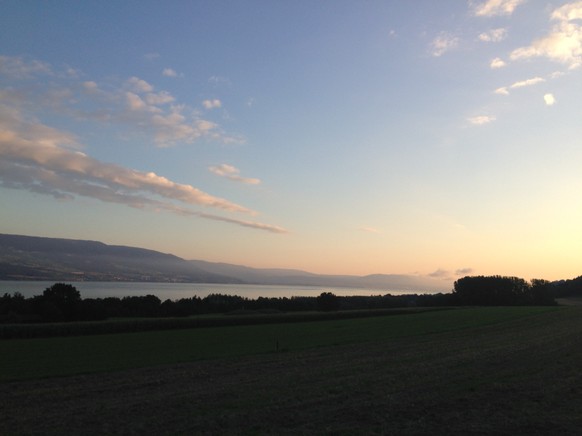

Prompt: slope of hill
[
  {"left": 0, "top": 233, "right": 450, "bottom": 292},
  {"left": 0, "top": 234, "right": 237, "bottom": 283}
]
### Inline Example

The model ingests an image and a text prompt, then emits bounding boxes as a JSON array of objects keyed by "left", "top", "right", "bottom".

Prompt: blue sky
[{"left": 1, "top": 0, "right": 581, "bottom": 285}]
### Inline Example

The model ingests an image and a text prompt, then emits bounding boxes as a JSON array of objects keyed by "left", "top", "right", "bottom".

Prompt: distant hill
[
  {"left": 0, "top": 233, "right": 450, "bottom": 292},
  {"left": 189, "top": 260, "right": 449, "bottom": 292},
  {"left": 0, "top": 234, "right": 237, "bottom": 283}
]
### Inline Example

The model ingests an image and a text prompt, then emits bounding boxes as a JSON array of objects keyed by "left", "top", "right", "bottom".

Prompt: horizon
[{"left": 1, "top": 1, "right": 581, "bottom": 284}]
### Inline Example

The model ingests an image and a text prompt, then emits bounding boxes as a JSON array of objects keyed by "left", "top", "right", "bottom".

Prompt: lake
[{"left": 0, "top": 281, "right": 413, "bottom": 300}]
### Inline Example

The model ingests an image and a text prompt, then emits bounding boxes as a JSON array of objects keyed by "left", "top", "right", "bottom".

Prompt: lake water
[{"left": 0, "top": 281, "right": 412, "bottom": 300}]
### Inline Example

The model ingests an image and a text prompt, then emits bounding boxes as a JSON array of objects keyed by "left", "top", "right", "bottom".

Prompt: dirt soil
[{"left": 2, "top": 310, "right": 582, "bottom": 435}]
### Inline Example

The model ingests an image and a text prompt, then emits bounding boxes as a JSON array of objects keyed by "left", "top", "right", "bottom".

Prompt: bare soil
[{"left": 2, "top": 308, "right": 582, "bottom": 435}]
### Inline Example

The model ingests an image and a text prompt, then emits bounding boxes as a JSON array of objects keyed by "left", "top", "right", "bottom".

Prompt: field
[{"left": 2, "top": 306, "right": 582, "bottom": 434}]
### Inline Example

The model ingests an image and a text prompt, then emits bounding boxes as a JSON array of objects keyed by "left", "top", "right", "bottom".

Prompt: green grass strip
[{"left": 0, "top": 306, "right": 557, "bottom": 382}]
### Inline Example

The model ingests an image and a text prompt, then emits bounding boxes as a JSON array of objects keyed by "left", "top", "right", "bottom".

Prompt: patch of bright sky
[{"left": 1, "top": 0, "right": 581, "bottom": 285}]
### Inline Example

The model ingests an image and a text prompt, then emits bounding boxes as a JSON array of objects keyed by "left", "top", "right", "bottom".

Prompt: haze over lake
[{"left": 0, "top": 281, "right": 431, "bottom": 301}]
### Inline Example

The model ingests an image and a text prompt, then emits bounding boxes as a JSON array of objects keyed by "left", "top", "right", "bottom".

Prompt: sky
[{"left": 1, "top": 0, "right": 581, "bottom": 286}]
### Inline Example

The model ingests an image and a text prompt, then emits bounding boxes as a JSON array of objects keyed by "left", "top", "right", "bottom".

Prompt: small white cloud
[
  {"left": 430, "top": 32, "right": 459, "bottom": 57},
  {"left": 490, "top": 57, "right": 506, "bottom": 68},
  {"left": 544, "top": 93, "right": 556, "bottom": 105},
  {"left": 473, "top": 0, "right": 525, "bottom": 17},
  {"left": 468, "top": 115, "right": 496, "bottom": 125},
  {"left": 510, "top": 77, "right": 545, "bottom": 88},
  {"left": 209, "top": 164, "right": 261, "bottom": 185},
  {"left": 202, "top": 99, "right": 222, "bottom": 110},
  {"left": 479, "top": 28, "right": 508, "bottom": 42},
  {"left": 127, "top": 76, "right": 154, "bottom": 93},
  {"left": 162, "top": 68, "right": 178, "bottom": 78},
  {"left": 495, "top": 86, "right": 509, "bottom": 95}
]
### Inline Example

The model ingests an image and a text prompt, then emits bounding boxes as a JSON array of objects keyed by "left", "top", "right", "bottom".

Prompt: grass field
[
  {"left": 0, "top": 306, "right": 553, "bottom": 381},
  {"left": 2, "top": 306, "right": 581, "bottom": 434}
]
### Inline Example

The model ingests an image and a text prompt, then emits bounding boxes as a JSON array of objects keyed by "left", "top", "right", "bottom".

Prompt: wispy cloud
[
  {"left": 209, "top": 164, "right": 260, "bottom": 185},
  {"left": 0, "top": 55, "right": 52, "bottom": 78},
  {"left": 510, "top": 77, "right": 545, "bottom": 88},
  {"left": 144, "top": 52, "right": 160, "bottom": 61},
  {"left": 455, "top": 267, "right": 474, "bottom": 276},
  {"left": 428, "top": 268, "right": 452, "bottom": 280},
  {"left": 0, "top": 105, "right": 286, "bottom": 233},
  {"left": 510, "top": 2, "right": 582, "bottom": 69},
  {"left": 359, "top": 226, "right": 383, "bottom": 235},
  {"left": 479, "top": 28, "right": 508, "bottom": 42},
  {"left": 0, "top": 55, "right": 242, "bottom": 147},
  {"left": 202, "top": 99, "right": 222, "bottom": 110},
  {"left": 430, "top": 32, "right": 459, "bottom": 57},
  {"left": 473, "top": 0, "right": 525, "bottom": 17},
  {"left": 208, "top": 76, "right": 232, "bottom": 87},
  {"left": 468, "top": 115, "right": 496, "bottom": 125},
  {"left": 495, "top": 77, "right": 546, "bottom": 96}
]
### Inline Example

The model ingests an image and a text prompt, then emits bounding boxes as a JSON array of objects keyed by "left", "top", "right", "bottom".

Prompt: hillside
[
  {"left": 0, "top": 234, "right": 449, "bottom": 292},
  {"left": 0, "top": 234, "right": 237, "bottom": 283}
]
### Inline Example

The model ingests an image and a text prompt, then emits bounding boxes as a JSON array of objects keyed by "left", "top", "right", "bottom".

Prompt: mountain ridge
[{"left": 0, "top": 233, "right": 450, "bottom": 292}]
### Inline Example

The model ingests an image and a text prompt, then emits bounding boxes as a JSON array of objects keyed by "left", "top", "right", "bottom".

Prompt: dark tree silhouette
[
  {"left": 38, "top": 283, "right": 82, "bottom": 321},
  {"left": 317, "top": 292, "right": 340, "bottom": 311}
]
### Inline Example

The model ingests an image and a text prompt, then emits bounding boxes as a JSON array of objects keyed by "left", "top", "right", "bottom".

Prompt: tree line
[{"left": 1, "top": 275, "right": 578, "bottom": 324}]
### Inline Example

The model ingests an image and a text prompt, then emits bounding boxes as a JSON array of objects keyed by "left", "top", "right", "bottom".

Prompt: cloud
[
  {"left": 455, "top": 268, "right": 474, "bottom": 276},
  {"left": 495, "top": 76, "right": 546, "bottom": 96},
  {"left": 544, "top": 93, "right": 556, "bottom": 105},
  {"left": 126, "top": 76, "right": 154, "bottom": 93},
  {"left": 144, "top": 53, "right": 160, "bottom": 61},
  {"left": 82, "top": 81, "right": 99, "bottom": 92},
  {"left": 202, "top": 99, "right": 222, "bottom": 110},
  {"left": 209, "top": 164, "right": 261, "bottom": 185},
  {"left": 428, "top": 269, "right": 452, "bottom": 279},
  {"left": 473, "top": 0, "right": 525, "bottom": 17},
  {"left": 0, "top": 55, "right": 242, "bottom": 147},
  {"left": 162, "top": 68, "right": 178, "bottom": 78},
  {"left": 359, "top": 226, "right": 383, "bottom": 234},
  {"left": 510, "top": 77, "right": 545, "bottom": 88},
  {"left": 0, "top": 105, "right": 286, "bottom": 234},
  {"left": 468, "top": 115, "right": 496, "bottom": 125},
  {"left": 430, "top": 32, "right": 459, "bottom": 57},
  {"left": 479, "top": 28, "right": 508, "bottom": 42},
  {"left": 0, "top": 55, "right": 52, "bottom": 78},
  {"left": 510, "top": 2, "right": 582, "bottom": 68},
  {"left": 208, "top": 76, "right": 232, "bottom": 87},
  {"left": 551, "top": 2, "right": 582, "bottom": 22},
  {"left": 144, "top": 91, "right": 175, "bottom": 106},
  {"left": 490, "top": 57, "right": 506, "bottom": 68}
]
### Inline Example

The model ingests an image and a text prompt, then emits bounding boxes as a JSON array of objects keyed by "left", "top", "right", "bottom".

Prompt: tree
[
  {"left": 40, "top": 283, "right": 82, "bottom": 321},
  {"left": 317, "top": 292, "right": 339, "bottom": 311}
]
